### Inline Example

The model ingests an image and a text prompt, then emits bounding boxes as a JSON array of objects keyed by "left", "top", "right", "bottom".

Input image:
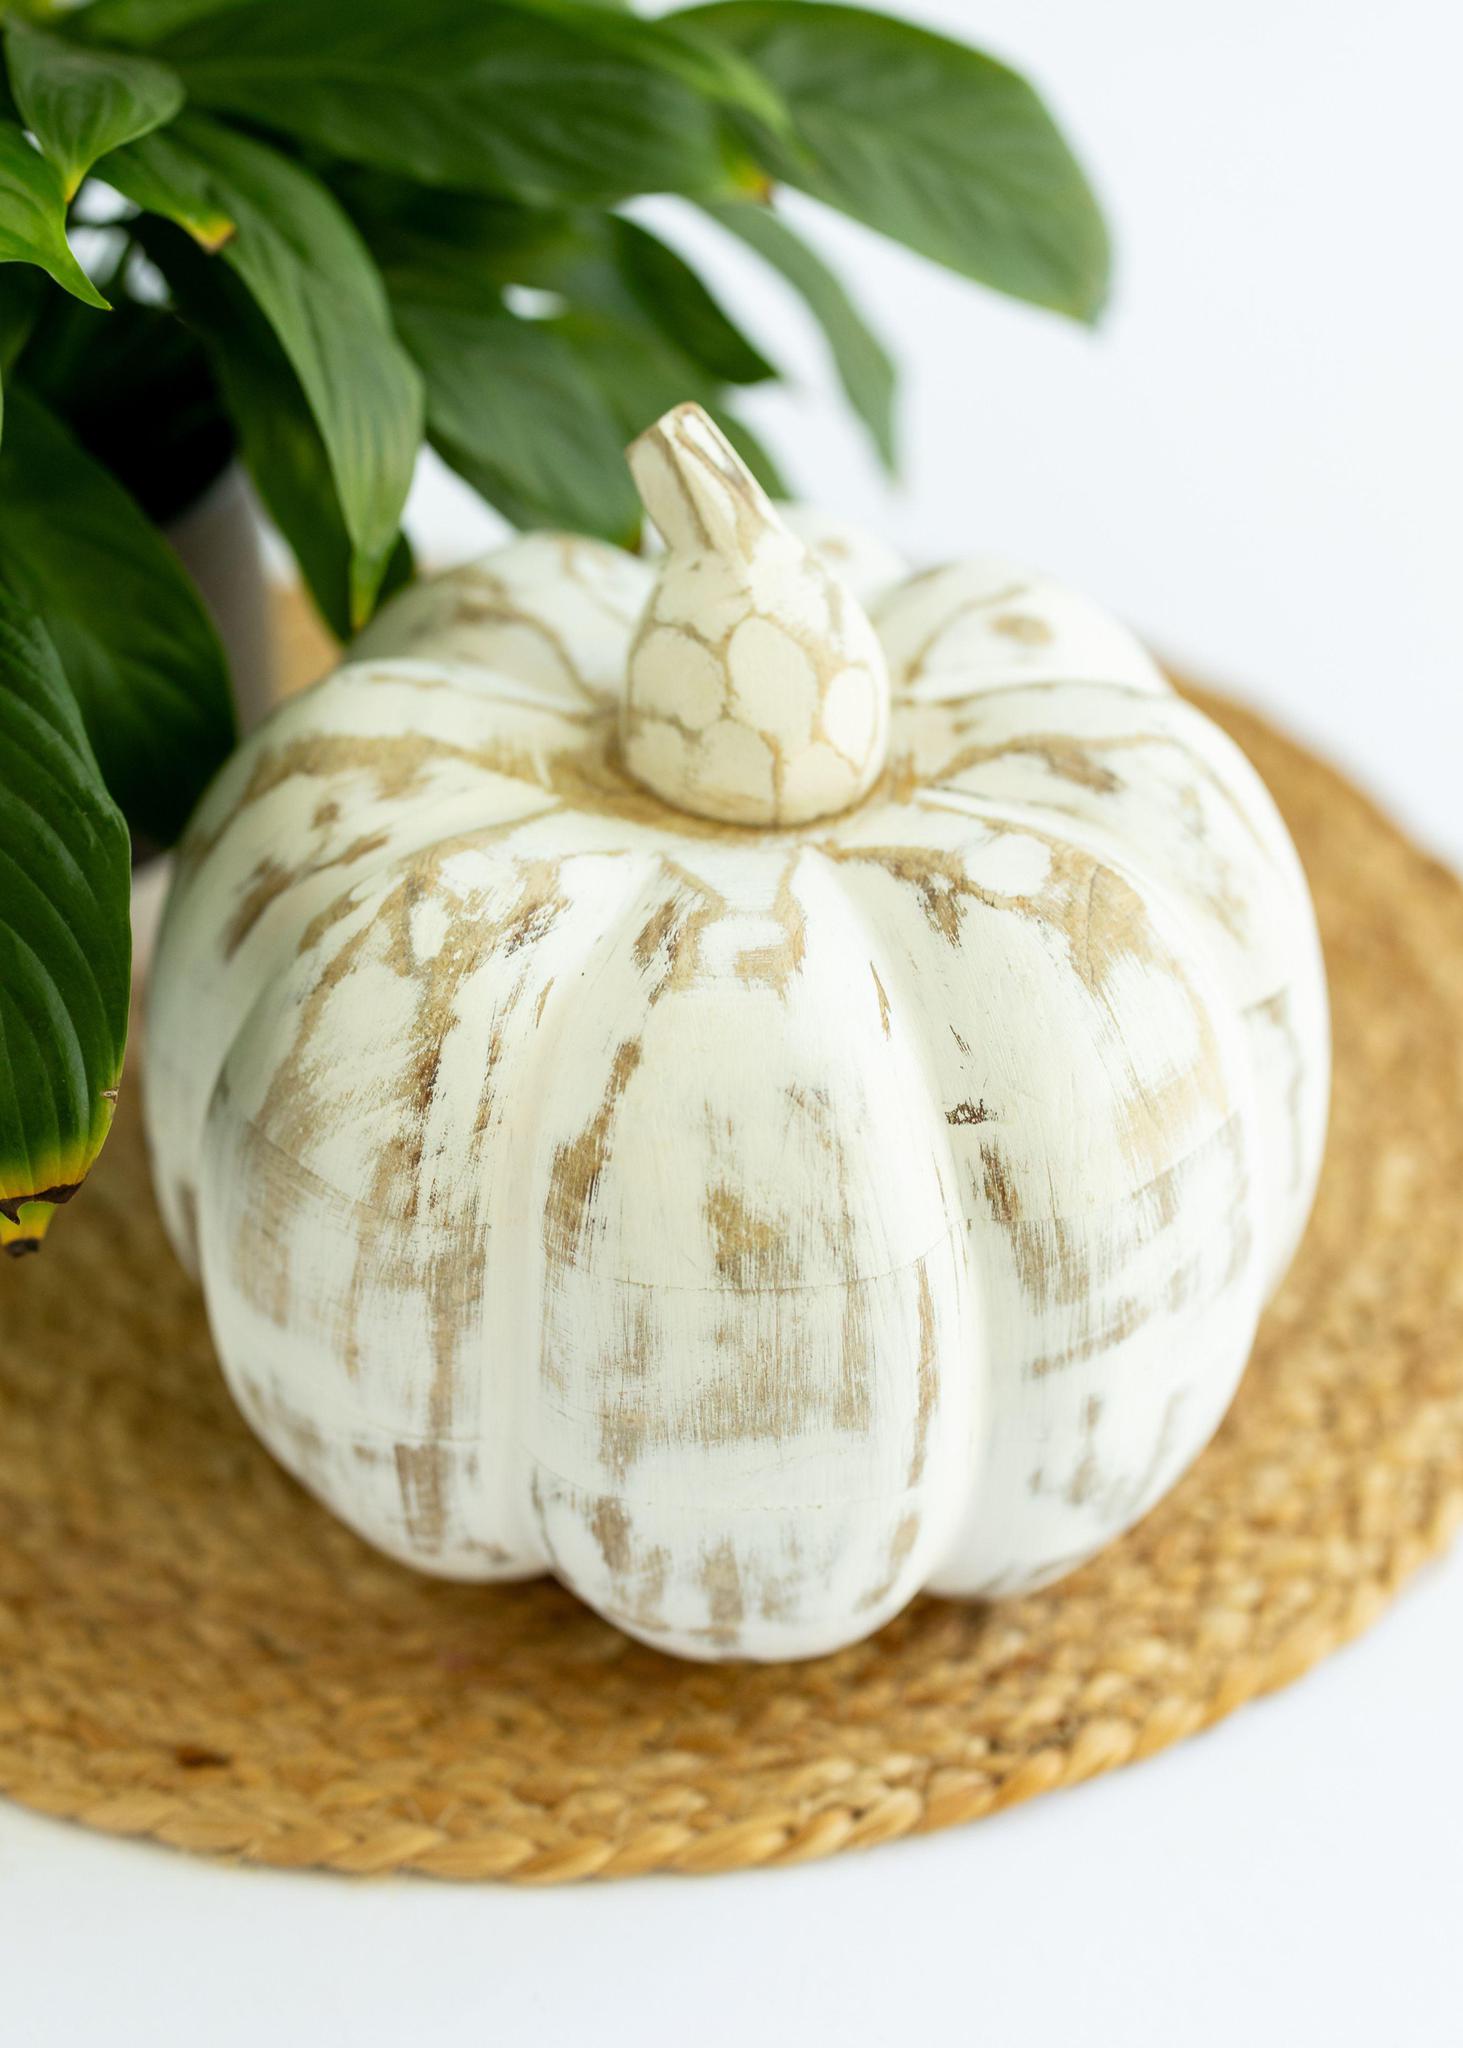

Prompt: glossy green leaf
[
  {"left": 209, "top": 317, "right": 415, "bottom": 643},
  {"left": 333, "top": 172, "right": 581, "bottom": 298},
  {"left": 142, "top": 217, "right": 410, "bottom": 639},
  {"left": 540, "top": 4, "right": 790, "bottom": 140},
  {"left": 327, "top": 177, "right": 646, "bottom": 542},
  {"left": 705, "top": 198, "right": 894, "bottom": 466},
  {"left": 683, "top": 3, "right": 1111, "bottom": 321},
  {"left": 153, "top": 1, "right": 742, "bottom": 203},
  {"left": 4, "top": 18, "right": 183, "bottom": 200},
  {"left": 105, "top": 114, "right": 423, "bottom": 623},
  {"left": 351, "top": 159, "right": 784, "bottom": 512},
  {"left": 0, "top": 588, "right": 130, "bottom": 1257},
  {"left": 97, "top": 119, "right": 235, "bottom": 248},
  {"left": 0, "top": 120, "right": 108, "bottom": 308},
  {"left": 0, "top": 388, "right": 234, "bottom": 845},
  {"left": 360, "top": 184, "right": 788, "bottom": 498},
  {"left": 16, "top": 281, "right": 233, "bottom": 522},
  {"left": 554, "top": 305, "right": 786, "bottom": 496},
  {"left": 393, "top": 294, "right": 639, "bottom": 543},
  {"left": 89, "top": 0, "right": 633, "bottom": 41},
  {"left": 612, "top": 217, "right": 774, "bottom": 387},
  {"left": 79, "top": 0, "right": 265, "bottom": 45}
]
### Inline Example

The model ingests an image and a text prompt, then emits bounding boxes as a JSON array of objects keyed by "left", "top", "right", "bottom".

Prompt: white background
[{"left": 5, "top": 1, "right": 1463, "bottom": 2040}]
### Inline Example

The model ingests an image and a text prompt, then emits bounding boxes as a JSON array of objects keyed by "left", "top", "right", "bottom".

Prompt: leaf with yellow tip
[
  {"left": 0, "top": 592, "right": 130, "bottom": 1261},
  {"left": 105, "top": 116, "right": 419, "bottom": 624},
  {"left": 101, "top": 125, "right": 235, "bottom": 250}
]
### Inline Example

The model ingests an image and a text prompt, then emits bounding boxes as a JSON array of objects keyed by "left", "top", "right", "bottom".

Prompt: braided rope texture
[{"left": 1, "top": 690, "right": 1460, "bottom": 1883}]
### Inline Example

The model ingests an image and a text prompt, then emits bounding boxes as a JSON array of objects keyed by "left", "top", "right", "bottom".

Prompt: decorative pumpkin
[{"left": 145, "top": 404, "right": 1329, "bottom": 1662}]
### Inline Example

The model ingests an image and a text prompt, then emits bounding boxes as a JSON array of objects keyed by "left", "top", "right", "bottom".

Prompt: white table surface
[{"left": 5, "top": 3, "right": 1462, "bottom": 2040}]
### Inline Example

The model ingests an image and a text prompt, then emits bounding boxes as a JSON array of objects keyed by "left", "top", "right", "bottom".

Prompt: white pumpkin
[{"left": 144, "top": 404, "right": 1328, "bottom": 1662}]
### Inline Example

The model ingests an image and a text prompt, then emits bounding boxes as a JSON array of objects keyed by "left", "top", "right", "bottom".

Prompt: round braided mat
[{"left": 2, "top": 689, "right": 1461, "bottom": 1884}]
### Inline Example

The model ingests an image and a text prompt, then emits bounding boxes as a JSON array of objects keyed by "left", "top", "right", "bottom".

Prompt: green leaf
[
  {"left": 360, "top": 184, "right": 790, "bottom": 497},
  {"left": 337, "top": 180, "right": 642, "bottom": 538},
  {"left": 333, "top": 171, "right": 582, "bottom": 297},
  {"left": 0, "top": 387, "right": 235, "bottom": 845},
  {"left": 153, "top": 1, "right": 742, "bottom": 204},
  {"left": 0, "top": 588, "right": 130, "bottom": 1256},
  {"left": 79, "top": 0, "right": 265, "bottom": 45},
  {"left": 212, "top": 323, "right": 414, "bottom": 644},
  {"left": 393, "top": 295, "right": 640, "bottom": 544},
  {"left": 105, "top": 114, "right": 423, "bottom": 623},
  {"left": 17, "top": 279, "right": 234, "bottom": 523},
  {"left": 4, "top": 18, "right": 183, "bottom": 201},
  {"left": 0, "top": 269, "right": 45, "bottom": 373},
  {"left": 704, "top": 197, "right": 894, "bottom": 467},
  {"left": 0, "top": 119, "right": 108, "bottom": 308},
  {"left": 0, "top": 263, "right": 49, "bottom": 445},
  {"left": 350, "top": 156, "right": 788, "bottom": 507},
  {"left": 611, "top": 216, "right": 774, "bottom": 387},
  {"left": 96, "top": 118, "right": 234, "bottom": 248},
  {"left": 554, "top": 305, "right": 786, "bottom": 496},
  {"left": 141, "top": 217, "right": 409, "bottom": 639},
  {"left": 683, "top": 3, "right": 1111, "bottom": 321},
  {"left": 538, "top": 4, "right": 791, "bottom": 140}
]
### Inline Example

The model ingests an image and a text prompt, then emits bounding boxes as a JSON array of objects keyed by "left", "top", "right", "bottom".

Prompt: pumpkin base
[{"left": 2, "top": 682, "right": 1460, "bottom": 1879}]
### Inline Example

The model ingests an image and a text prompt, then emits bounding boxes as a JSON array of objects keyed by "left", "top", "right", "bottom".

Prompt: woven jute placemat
[{"left": 1, "top": 688, "right": 1461, "bottom": 1883}]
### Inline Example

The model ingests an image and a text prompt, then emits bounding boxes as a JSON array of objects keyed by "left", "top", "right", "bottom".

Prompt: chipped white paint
[{"left": 144, "top": 403, "right": 1329, "bottom": 1663}]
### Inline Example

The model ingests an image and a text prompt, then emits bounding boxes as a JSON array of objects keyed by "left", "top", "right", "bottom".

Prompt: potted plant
[{"left": 0, "top": 0, "right": 1108, "bottom": 1256}]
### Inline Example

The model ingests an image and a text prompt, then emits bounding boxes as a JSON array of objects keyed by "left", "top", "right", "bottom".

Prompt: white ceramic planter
[
  {"left": 133, "top": 466, "right": 280, "bottom": 973},
  {"left": 165, "top": 462, "right": 276, "bottom": 734}
]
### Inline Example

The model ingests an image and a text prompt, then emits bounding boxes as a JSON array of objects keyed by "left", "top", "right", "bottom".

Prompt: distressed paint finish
[
  {"left": 145, "top": 404, "right": 1328, "bottom": 1662},
  {"left": 622, "top": 406, "right": 891, "bottom": 828}
]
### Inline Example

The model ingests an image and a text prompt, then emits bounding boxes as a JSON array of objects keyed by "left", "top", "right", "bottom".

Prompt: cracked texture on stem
[{"left": 622, "top": 404, "right": 891, "bottom": 828}]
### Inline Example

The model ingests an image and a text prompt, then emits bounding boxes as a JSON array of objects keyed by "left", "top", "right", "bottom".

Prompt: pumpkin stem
[{"left": 621, "top": 403, "right": 891, "bottom": 829}]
